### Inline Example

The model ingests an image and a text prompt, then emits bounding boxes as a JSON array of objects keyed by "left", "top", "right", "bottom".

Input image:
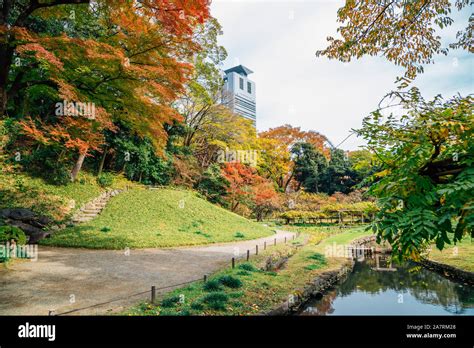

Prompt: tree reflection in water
[{"left": 299, "top": 255, "right": 474, "bottom": 316}]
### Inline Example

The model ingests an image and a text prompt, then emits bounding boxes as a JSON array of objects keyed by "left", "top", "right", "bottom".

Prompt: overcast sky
[{"left": 211, "top": 0, "right": 473, "bottom": 150}]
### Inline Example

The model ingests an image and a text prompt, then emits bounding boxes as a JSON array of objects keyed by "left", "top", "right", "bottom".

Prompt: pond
[{"left": 299, "top": 254, "right": 474, "bottom": 315}]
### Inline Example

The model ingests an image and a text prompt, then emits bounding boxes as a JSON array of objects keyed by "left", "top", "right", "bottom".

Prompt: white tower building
[{"left": 223, "top": 65, "right": 256, "bottom": 127}]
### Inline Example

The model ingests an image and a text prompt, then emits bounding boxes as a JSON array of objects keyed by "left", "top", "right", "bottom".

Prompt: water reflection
[{"left": 300, "top": 255, "right": 474, "bottom": 315}]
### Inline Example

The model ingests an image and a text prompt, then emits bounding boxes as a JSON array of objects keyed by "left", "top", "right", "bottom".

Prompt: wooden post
[
  {"left": 151, "top": 286, "right": 156, "bottom": 304},
  {"left": 232, "top": 257, "right": 235, "bottom": 269},
  {"left": 203, "top": 275, "right": 207, "bottom": 283},
  {"left": 256, "top": 245, "right": 259, "bottom": 255},
  {"left": 264, "top": 241, "right": 267, "bottom": 250},
  {"left": 274, "top": 238, "right": 276, "bottom": 246},
  {"left": 247, "top": 250, "right": 250, "bottom": 261},
  {"left": 284, "top": 237, "right": 287, "bottom": 244}
]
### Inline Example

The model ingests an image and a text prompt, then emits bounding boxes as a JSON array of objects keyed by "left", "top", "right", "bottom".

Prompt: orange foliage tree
[
  {"left": 222, "top": 162, "right": 280, "bottom": 220},
  {"left": 1, "top": 0, "right": 211, "bottom": 181},
  {"left": 258, "top": 125, "right": 330, "bottom": 192}
]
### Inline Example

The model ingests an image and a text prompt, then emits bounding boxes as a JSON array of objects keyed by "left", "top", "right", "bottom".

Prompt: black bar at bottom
[{"left": 0, "top": 315, "right": 471, "bottom": 347}]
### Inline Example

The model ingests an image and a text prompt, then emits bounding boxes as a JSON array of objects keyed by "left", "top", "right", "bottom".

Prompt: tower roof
[{"left": 224, "top": 65, "right": 254, "bottom": 76}]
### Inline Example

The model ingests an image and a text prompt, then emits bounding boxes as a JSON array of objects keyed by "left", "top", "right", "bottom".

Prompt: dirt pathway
[{"left": 0, "top": 230, "right": 295, "bottom": 315}]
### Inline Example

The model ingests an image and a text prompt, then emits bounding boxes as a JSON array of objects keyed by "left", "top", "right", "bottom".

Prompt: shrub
[
  {"left": 96, "top": 173, "right": 114, "bottom": 188},
  {"left": 23, "top": 147, "right": 71, "bottom": 185},
  {"left": 100, "top": 226, "right": 111, "bottom": 233},
  {"left": 234, "top": 232, "right": 245, "bottom": 238},
  {"left": 236, "top": 270, "right": 251, "bottom": 276},
  {"left": 237, "top": 263, "right": 258, "bottom": 272},
  {"left": 201, "top": 292, "right": 229, "bottom": 310},
  {"left": 50, "top": 166, "right": 71, "bottom": 186},
  {"left": 194, "top": 231, "right": 211, "bottom": 238},
  {"left": 217, "top": 275, "right": 243, "bottom": 289},
  {"left": 0, "top": 226, "right": 27, "bottom": 245},
  {"left": 190, "top": 301, "right": 204, "bottom": 311},
  {"left": 195, "top": 164, "right": 229, "bottom": 205},
  {"left": 203, "top": 279, "right": 223, "bottom": 292},
  {"left": 305, "top": 253, "right": 328, "bottom": 270},
  {"left": 228, "top": 291, "right": 244, "bottom": 298},
  {"left": 161, "top": 295, "right": 181, "bottom": 308},
  {"left": 308, "top": 253, "right": 327, "bottom": 263}
]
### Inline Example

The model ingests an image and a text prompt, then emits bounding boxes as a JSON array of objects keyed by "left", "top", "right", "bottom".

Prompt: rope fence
[
  {"left": 53, "top": 278, "right": 204, "bottom": 316},
  {"left": 51, "top": 233, "right": 300, "bottom": 316}
]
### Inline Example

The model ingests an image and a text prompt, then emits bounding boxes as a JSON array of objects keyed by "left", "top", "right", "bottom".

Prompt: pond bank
[
  {"left": 266, "top": 234, "right": 383, "bottom": 315},
  {"left": 418, "top": 258, "right": 474, "bottom": 286},
  {"left": 299, "top": 255, "right": 474, "bottom": 316}
]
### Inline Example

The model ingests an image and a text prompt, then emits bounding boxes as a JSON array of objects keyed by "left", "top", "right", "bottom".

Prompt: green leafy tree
[
  {"left": 357, "top": 89, "right": 473, "bottom": 259},
  {"left": 291, "top": 142, "right": 328, "bottom": 193},
  {"left": 177, "top": 17, "right": 228, "bottom": 149},
  {"left": 292, "top": 143, "right": 358, "bottom": 194},
  {"left": 349, "top": 149, "right": 379, "bottom": 180},
  {"left": 104, "top": 123, "right": 175, "bottom": 185},
  {"left": 320, "top": 148, "right": 357, "bottom": 194}
]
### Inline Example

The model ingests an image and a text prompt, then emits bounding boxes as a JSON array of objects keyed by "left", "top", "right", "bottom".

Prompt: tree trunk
[
  {"left": 231, "top": 201, "right": 239, "bottom": 212},
  {"left": 283, "top": 172, "right": 294, "bottom": 193},
  {"left": 0, "top": 86, "right": 7, "bottom": 117},
  {"left": 0, "top": 45, "right": 13, "bottom": 117},
  {"left": 71, "top": 151, "right": 87, "bottom": 182},
  {"left": 97, "top": 146, "right": 108, "bottom": 176}
]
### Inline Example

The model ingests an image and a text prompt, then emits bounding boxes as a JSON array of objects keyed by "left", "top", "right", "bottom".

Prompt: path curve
[{"left": 0, "top": 230, "right": 295, "bottom": 315}]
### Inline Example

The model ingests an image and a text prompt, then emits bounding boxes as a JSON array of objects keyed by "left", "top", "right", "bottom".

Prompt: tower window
[
  {"left": 247, "top": 82, "right": 252, "bottom": 94},
  {"left": 239, "top": 77, "right": 244, "bottom": 90}
]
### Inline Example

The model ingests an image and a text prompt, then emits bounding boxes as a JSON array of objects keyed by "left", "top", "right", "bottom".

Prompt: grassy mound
[{"left": 41, "top": 188, "right": 273, "bottom": 249}]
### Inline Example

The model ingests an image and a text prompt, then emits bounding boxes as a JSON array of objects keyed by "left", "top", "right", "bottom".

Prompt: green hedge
[{"left": 0, "top": 225, "right": 27, "bottom": 245}]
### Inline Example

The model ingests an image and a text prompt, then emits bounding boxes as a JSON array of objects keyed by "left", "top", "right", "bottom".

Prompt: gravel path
[{"left": 0, "top": 230, "right": 295, "bottom": 315}]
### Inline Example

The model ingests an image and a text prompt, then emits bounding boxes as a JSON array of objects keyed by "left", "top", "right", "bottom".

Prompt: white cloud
[{"left": 211, "top": 0, "right": 473, "bottom": 150}]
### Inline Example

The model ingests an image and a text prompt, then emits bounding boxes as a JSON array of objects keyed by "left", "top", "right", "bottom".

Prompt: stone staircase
[{"left": 71, "top": 189, "right": 123, "bottom": 225}]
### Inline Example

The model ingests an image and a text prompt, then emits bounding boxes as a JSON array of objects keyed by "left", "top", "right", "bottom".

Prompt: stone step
[
  {"left": 83, "top": 204, "right": 106, "bottom": 210},
  {"left": 82, "top": 207, "right": 102, "bottom": 211},
  {"left": 80, "top": 211, "right": 100, "bottom": 216},
  {"left": 78, "top": 213, "right": 99, "bottom": 218},
  {"left": 90, "top": 201, "right": 107, "bottom": 206},
  {"left": 70, "top": 189, "right": 124, "bottom": 226},
  {"left": 72, "top": 217, "right": 94, "bottom": 223},
  {"left": 82, "top": 210, "right": 100, "bottom": 214},
  {"left": 92, "top": 203, "right": 107, "bottom": 208}
]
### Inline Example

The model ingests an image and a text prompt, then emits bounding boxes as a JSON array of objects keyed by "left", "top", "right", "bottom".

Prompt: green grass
[
  {"left": 0, "top": 171, "right": 133, "bottom": 222},
  {"left": 427, "top": 237, "right": 474, "bottom": 272},
  {"left": 41, "top": 188, "right": 273, "bottom": 249},
  {"left": 314, "top": 226, "right": 371, "bottom": 250},
  {"left": 126, "top": 226, "right": 373, "bottom": 316}
]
